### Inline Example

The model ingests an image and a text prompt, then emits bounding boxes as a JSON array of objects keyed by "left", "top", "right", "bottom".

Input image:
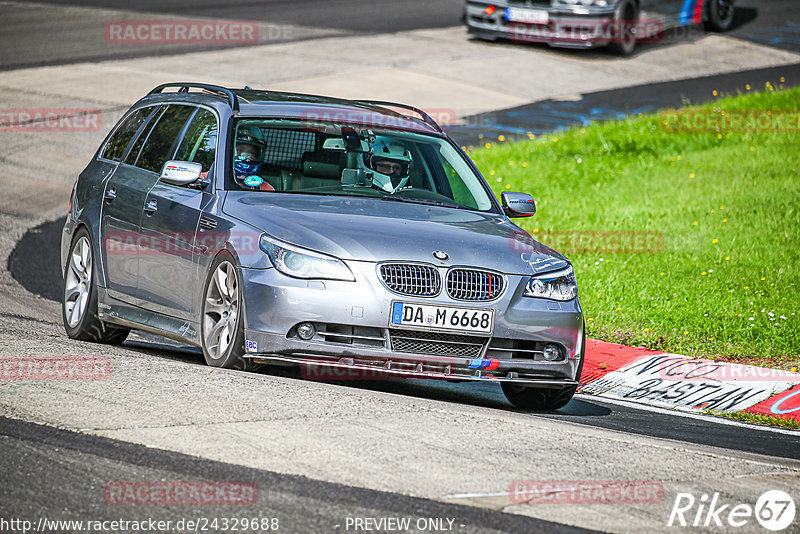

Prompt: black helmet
[{"left": 235, "top": 125, "right": 266, "bottom": 162}]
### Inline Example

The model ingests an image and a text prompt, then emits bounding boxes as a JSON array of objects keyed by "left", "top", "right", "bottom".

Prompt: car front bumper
[
  {"left": 465, "top": 1, "right": 622, "bottom": 49},
  {"left": 240, "top": 260, "right": 584, "bottom": 389}
]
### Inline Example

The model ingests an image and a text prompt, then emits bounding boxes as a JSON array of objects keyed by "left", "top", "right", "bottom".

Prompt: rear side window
[
  {"left": 124, "top": 107, "right": 164, "bottom": 167},
  {"left": 135, "top": 105, "right": 195, "bottom": 173},
  {"left": 100, "top": 107, "right": 154, "bottom": 162},
  {"left": 262, "top": 128, "right": 316, "bottom": 170},
  {"left": 175, "top": 109, "right": 218, "bottom": 173}
]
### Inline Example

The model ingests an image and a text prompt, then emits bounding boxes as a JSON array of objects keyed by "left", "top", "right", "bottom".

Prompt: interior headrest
[{"left": 302, "top": 150, "right": 342, "bottom": 179}]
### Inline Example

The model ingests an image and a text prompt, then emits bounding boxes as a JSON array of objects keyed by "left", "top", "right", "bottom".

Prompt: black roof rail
[
  {"left": 148, "top": 82, "right": 239, "bottom": 113},
  {"left": 354, "top": 100, "right": 443, "bottom": 133}
]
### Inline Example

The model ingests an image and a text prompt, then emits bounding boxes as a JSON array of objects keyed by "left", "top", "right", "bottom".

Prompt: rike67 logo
[{"left": 668, "top": 490, "right": 795, "bottom": 531}]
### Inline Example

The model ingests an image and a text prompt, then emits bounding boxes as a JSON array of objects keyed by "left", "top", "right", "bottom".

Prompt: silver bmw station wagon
[{"left": 62, "top": 83, "right": 584, "bottom": 410}]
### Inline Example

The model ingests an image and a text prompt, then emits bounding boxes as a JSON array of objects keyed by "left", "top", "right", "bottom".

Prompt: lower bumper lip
[{"left": 247, "top": 354, "right": 580, "bottom": 389}]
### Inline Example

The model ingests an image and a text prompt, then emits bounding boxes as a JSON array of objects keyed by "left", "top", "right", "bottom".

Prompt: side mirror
[
  {"left": 159, "top": 160, "right": 203, "bottom": 187},
  {"left": 502, "top": 192, "right": 536, "bottom": 217}
]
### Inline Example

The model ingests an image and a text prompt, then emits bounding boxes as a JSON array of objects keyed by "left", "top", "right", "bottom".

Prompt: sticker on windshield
[{"left": 243, "top": 175, "right": 263, "bottom": 188}]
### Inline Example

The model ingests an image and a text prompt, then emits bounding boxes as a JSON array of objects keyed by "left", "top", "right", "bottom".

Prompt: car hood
[{"left": 222, "top": 193, "right": 569, "bottom": 276}]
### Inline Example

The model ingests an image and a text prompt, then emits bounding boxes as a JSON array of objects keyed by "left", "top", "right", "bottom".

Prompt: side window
[
  {"left": 135, "top": 105, "right": 195, "bottom": 174},
  {"left": 437, "top": 143, "right": 492, "bottom": 211},
  {"left": 124, "top": 106, "right": 164, "bottom": 167},
  {"left": 175, "top": 109, "right": 218, "bottom": 173},
  {"left": 100, "top": 107, "right": 154, "bottom": 162},
  {"left": 440, "top": 156, "right": 479, "bottom": 210}
]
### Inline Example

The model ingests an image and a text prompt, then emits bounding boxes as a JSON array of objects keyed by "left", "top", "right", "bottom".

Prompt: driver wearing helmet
[
  {"left": 364, "top": 138, "right": 412, "bottom": 193},
  {"left": 233, "top": 125, "right": 275, "bottom": 191}
]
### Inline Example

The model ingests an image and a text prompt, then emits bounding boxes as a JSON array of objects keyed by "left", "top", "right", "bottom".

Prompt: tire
[
  {"left": 502, "top": 383, "right": 577, "bottom": 411},
  {"left": 471, "top": 34, "right": 497, "bottom": 42},
  {"left": 62, "top": 227, "right": 129, "bottom": 345},
  {"left": 704, "top": 0, "right": 734, "bottom": 32},
  {"left": 609, "top": 0, "right": 638, "bottom": 56},
  {"left": 502, "top": 325, "right": 585, "bottom": 410},
  {"left": 200, "top": 252, "right": 250, "bottom": 370}
]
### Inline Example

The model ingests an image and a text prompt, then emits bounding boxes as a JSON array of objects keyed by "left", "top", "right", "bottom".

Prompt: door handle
[
  {"left": 144, "top": 199, "right": 158, "bottom": 214},
  {"left": 104, "top": 188, "right": 117, "bottom": 202}
]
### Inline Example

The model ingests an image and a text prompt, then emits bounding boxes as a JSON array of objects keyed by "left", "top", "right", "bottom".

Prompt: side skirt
[{"left": 97, "top": 288, "right": 202, "bottom": 347}]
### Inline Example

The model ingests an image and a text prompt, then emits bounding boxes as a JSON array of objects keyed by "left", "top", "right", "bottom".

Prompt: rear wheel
[
  {"left": 201, "top": 253, "right": 249, "bottom": 370},
  {"left": 62, "top": 228, "right": 129, "bottom": 344},
  {"left": 609, "top": 0, "right": 638, "bottom": 56},
  {"left": 705, "top": 0, "right": 735, "bottom": 32}
]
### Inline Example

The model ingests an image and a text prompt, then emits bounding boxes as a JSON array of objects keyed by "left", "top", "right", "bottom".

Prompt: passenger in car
[
  {"left": 363, "top": 138, "right": 413, "bottom": 193},
  {"left": 233, "top": 126, "right": 276, "bottom": 191}
]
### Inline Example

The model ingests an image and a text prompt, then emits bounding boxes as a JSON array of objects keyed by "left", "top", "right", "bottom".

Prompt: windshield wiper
[{"left": 378, "top": 195, "right": 463, "bottom": 209}]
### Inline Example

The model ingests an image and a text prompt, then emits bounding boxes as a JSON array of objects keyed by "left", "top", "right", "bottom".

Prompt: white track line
[{"left": 576, "top": 393, "right": 800, "bottom": 436}]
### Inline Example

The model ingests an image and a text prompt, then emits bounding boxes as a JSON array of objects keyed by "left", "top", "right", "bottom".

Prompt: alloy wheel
[
  {"left": 717, "top": 0, "right": 733, "bottom": 22},
  {"left": 64, "top": 236, "right": 92, "bottom": 328},
  {"left": 203, "top": 260, "right": 239, "bottom": 360}
]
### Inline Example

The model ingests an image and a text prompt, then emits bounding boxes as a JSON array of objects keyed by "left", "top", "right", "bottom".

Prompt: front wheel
[
  {"left": 62, "top": 227, "right": 129, "bottom": 344},
  {"left": 705, "top": 0, "right": 735, "bottom": 32},
  {"left": 201, "top": 253, "right": 249, "bottom": 369},
  {"left": 502, "top": 383, "right": 577, "bottom": 410},
  {"left": 609, "top": 0, "right": 638, "bottom": 56}
]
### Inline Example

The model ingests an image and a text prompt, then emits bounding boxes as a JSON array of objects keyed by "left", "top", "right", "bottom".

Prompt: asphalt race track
[
  {"left": 447, "top": 63, "right": 800, "bottom": 145},
  {"left": 0, "top": 0, "right": 460, "bottom": 70},
  {"left": 3, "top": 0, "right": 800, "bottom": 70},
  {"left": 1, "top": 1, "right": 800, "bottom": 533},
  {"left": 0, "top": 417, "right": 589, "bottom": 534}
]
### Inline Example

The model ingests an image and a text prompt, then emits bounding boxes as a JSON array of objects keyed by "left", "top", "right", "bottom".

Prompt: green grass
[
  {"left": 469, "top": 84, "right": 800, "bottom": 367},
  {"left": 709, "top": 410, "right": 800, "bottom": 430}
]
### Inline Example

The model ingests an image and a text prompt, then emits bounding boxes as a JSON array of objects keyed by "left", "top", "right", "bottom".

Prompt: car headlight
[
  {"left": 259, "top": 235, "right": 354, "bottom": 281},
  {"left": 524, "top": 266, "right": 578, "bottom": 301}
]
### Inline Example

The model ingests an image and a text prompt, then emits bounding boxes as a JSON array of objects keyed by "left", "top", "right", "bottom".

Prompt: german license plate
[
  {"left": 505, "top": 7, "right": 549, "bottom": 24},
  {"left": 390, "top": 302, "right": 494, "bottom": 334}
]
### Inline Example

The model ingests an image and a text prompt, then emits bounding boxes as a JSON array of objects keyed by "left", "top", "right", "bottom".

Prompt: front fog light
[
  {"left": 543, "top": 344, "right": 561, "bottom": 361},
  {"left": 297, "top": 322, "right": 316, "bottom": 340}
]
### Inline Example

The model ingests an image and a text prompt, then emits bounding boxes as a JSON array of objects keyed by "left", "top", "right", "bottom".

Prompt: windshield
[{"left": 228, "top": 119, "right": 496, "bottom": 211}]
